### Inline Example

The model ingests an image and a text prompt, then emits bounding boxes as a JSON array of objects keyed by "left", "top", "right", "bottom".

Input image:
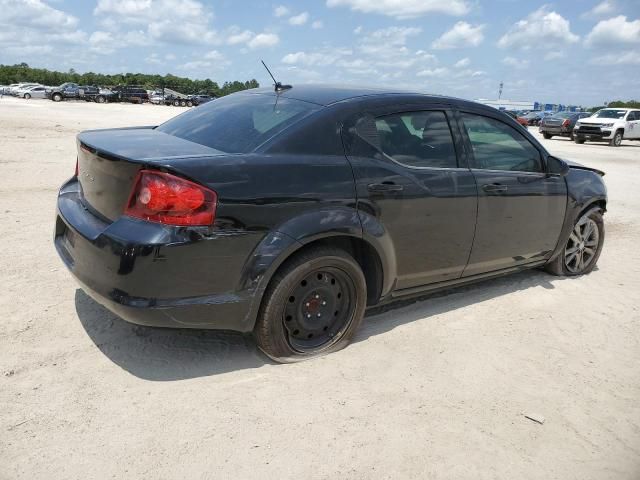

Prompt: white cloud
[
  {"left": 586, "top": 16, "right": 640, "bottom": 46},
  {"left": 282, "top": 48, "right": 352, "bottom": 67},
  {"left": 353, "top": 26, "right": 363, "bottom": 35},
  {"left": 326, "top": 0, "right": 470, "bottom": 19},
  {"left": 498, "top": 7, "right": 579, "bottom": 49},
  {"left": 226, "top": 29, "right": 253, "bottom": 45},
  {"left": 432, "top": 22, "right": 484, "bottom": 49},
  {"left": 204, "top": 50, "right": 225, "bottom": 61},
  {"left": 247, "top": 32, "right": 279, "bottom": 49},
  {"left": 93, "top": 0, "right": 217, "bottom": 46},
  {"left": 274, "top": 5, "right": 289, "bottom": 17},
  {"left": 312, "top": 20, "right": 324, "bottom": 29},
  {"left": 359, "top": 26, "right": 421, "bottom": 56},
  {"left": 454, "top": 57, "right": 470, "bottom": 68},
  {"left": 416, "top": 67, "right": 449, "bottom": 78},
  {"left": 2, "top": 0, "right": 78, "bottom": 29},
  {"left": 582, "top": 0, "right": 617, "bottom": 18},
  {"left": 590, "top": 50, "right": 640, "bottom": 65},
  {"left": 502, "top": 56, "right": 529, "bottom": 69},
  {"left": 544, "top": 51, "right": 565, "bottom": 60},
  {"left": 89, "top": 30, "right": 116, "bottom": 54},
  {"left": 289, "top": 12, "right": 309, "bottom": 25}
]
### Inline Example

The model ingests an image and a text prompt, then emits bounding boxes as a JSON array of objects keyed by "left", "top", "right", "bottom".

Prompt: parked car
[
  {"left": 46, "top": 83, "right": 99, "bottom": 102},
  {"left": 149, "top": 92, "right": 165, "bottom": 104},
  {"left": 522, "top": 111, "right": 550, "bottom": 126},
  {"left": 574, "top": 108, "right": 640, "bottom": 146},
  {"left": 539, "top": 112, "right": 592, "bottom": 140},
  {"left": 190, "top": 94, "right": 215, "bottom": 106},
  {"left": 54, "top": 85, "right": 607, "bottom": 362},
  {"left": 17, "top": 85, "right": 48, "bottom": 99},
  {"left": 503, "top": 110, "right": 529, "bottom": 127},
  {"left": 109, "top": 85, "right": 149, "bottom": 103},
  {"left": 10, "top": 82, "right": 41, "bottom": 95}
]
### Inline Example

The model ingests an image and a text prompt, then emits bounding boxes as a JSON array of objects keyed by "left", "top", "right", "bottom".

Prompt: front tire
[
  {"left": 574, "top": 136, "right": 585, "bottom": 144},
  {"left": 543, "top": 132, "right": 552, "bottom": 139},
  {"left": 24, "top": 93, "right": 31, "bottom": 99},
  {"left": 52, "top": 93, "right": 62, "bottom": 102},
  {"left": 545, "top": 209, "right": 604, "bottom": 276},
  {"left": 609, "top": 130, "right": 623, "bottom": 147},
  {"left": 254, "top": 247, "right": 367, "bottom": 363}
]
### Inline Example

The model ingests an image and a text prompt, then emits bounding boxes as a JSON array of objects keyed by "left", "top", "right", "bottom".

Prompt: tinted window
[
  {"left": 461, "top": 113, "right": 542, "bottom": 173},
  {"left": 157, "top": 93, "right": 319, "bottom": 153},
  {"left": 372, "top": 111, "right": 457, "bottom": 168}
]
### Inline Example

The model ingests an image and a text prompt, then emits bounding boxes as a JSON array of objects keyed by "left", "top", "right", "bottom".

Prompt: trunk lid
[{"left": 76, "top": 127, "right": 224, "bottom": 221}]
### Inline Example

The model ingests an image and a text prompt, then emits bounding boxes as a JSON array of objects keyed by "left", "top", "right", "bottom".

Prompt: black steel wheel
[
  {"left": 545, "top": 208, "right": 604, "bottom": 276},
  {"left": 254, "top": 247, "right": 367, "bottom": 362}
]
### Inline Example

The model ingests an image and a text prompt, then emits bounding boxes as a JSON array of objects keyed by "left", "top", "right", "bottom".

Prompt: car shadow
[{"left": 75, "top": 269, "right": 567, "bottom": 381}]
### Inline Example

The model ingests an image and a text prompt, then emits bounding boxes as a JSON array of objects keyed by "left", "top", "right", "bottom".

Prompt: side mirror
[{"left": 547, "top": 156, "right": 570, "bottom": 177}]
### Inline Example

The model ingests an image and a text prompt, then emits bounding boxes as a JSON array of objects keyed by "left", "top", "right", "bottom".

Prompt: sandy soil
[{"left": 1, "top": 96, "right": 639, "bottom": 480}]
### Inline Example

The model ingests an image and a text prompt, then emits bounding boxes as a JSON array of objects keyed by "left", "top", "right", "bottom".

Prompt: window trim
[
  {"left": 456, "top": 109, "right": 547, "bottom": 175},
  {"left": 356, "top": 108, "right": 462, "bottom": 171}
]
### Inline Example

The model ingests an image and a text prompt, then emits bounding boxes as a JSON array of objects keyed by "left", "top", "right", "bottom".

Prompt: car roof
[
  {"left": 244, "top": 84, "right": 460, "bottom": 107},
  {"left": 599, "top": 107, "right": 633, "bottom": 111}
]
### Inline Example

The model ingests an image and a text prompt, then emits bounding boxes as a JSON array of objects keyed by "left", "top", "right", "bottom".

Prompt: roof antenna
[{"left": 261, "top": 60, "right": 292, "bottom": 93}]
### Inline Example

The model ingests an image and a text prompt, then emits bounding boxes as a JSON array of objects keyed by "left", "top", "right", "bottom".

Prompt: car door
[
  {"left": 626, "top": 111, "right": 640, "bottom": 139},
  {"left": 343, "top": 105, "right": 477, "bottom": 290},
  {"left": 457, "top": 109, "right": 567, "bottom": 277}
]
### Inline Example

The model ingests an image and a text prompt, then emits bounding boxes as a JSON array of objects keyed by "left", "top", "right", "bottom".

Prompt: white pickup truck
[{"left": 574, "top": 108, "right": 640, "bottom": 146}]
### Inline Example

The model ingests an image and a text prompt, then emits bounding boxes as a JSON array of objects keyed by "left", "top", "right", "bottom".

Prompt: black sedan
[
  {"left": 540, "top": 112, "right": 592, "bottom": 140},
  {"left": 55, "top": 85, "right": 607, "bottom": 362}
]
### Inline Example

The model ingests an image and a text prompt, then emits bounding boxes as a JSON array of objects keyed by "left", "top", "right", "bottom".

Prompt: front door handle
[
  {"left": 367, "top": 182, "right": 404, "bottom": 193},
  {"left": 482, "top": 183, "right": 508, "bottom": 193}
]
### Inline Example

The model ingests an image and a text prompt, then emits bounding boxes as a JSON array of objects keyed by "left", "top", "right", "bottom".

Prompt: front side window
[
  {"left": 461, "top": 113, "right": 542, "bottom": 173},
  {"left": 370, "top": 110, "right": 457, "bottom": 168}
]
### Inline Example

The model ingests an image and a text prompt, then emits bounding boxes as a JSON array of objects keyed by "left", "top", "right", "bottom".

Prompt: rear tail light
[
  {"left": 562, "top": 119, "right": 570, "bottom": 127},
  {"left": 75, "top": 158, "right": 79, "bottom": 177},
  {"left": 124, "top": 170, "right": 217, "bottom": 226}
]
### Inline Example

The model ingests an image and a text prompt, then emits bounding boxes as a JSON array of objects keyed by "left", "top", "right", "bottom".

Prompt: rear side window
[
  {"left": 363, "top": 110, "right": 457, "bottom": 168},
  {"left": 157, "top": 93, "right": 319, "bottom": 153},
  {"left": 461, "top": 113, "right": 542, "bottom": 173}
]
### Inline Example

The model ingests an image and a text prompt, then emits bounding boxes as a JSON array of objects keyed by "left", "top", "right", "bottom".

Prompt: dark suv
[
  {"left": 540, "top": 112, "right": 592, "bottom": 140},
  {"left": 109, "top": 86, "right": 149, "bottom": 103}
]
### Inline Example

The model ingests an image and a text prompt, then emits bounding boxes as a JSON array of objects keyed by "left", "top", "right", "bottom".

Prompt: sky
[{"left": 0, "top": 0, "right": 639, "bottom": 106}]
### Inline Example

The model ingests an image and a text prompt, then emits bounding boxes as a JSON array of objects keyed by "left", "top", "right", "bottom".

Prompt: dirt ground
[{"left": 1, "top": 96, "right": 639, "bottom": 480}]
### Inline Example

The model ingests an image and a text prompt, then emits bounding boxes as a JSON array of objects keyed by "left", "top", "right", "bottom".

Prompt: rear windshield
[
  {"left": 156, "top": 93, "right": 320, "bottom": 153},
  {"left": 551, "top": 112, "right": 573, "bottom": 119},
  {"left": 593, "top": 109, "right": 627, "bottom": 119}
]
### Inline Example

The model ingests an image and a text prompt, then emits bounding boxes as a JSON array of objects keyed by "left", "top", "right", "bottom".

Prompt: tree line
[
  {"left": 0, "top": 63, "right": 259, "bottom": 96},
  {"left": 588, "top": 100, "right": 640, "bottom": 112}
]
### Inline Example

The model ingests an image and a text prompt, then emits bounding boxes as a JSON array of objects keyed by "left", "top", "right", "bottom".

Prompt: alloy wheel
[
  {"left": 564, "top": 215, "right": 600, "bottom": 273},
  {"left": 282, "top": 267, "right": 356, "bottom": 353}
]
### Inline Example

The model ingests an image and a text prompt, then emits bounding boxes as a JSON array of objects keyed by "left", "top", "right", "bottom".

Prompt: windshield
[
  {"left": 157, "top": 93, "right": 320, "bottom": 153},
  {"left": 594, "top": 109, "right": 627, "bottom": 119}
]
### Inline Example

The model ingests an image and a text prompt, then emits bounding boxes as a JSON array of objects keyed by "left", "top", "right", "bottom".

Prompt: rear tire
[
  {"left": 24, "top": 93, "right": 31, "bottom": 99},
  {"left": 52, "top": 93, "right": 62, "bottom": 102},
  {"left": 186, "top": 100, "right": 193, "bottom": 107},
  {"left": 180, "top": 100, "right": 187, "bottom": 107},
  {"left": 545, "top": 209, "right": 604, "bottom": 276},
  {"left": 543, "top": 133, "right": 552, "bottom": 139},
  {"left": 254, "top": 247, "right": 367, "bottom": 363},
  {"left": 574, "top": 136, "right": 585, "bottom": 144},
  {"left": 609, "top": 130, "right": 623, "bottom": 147},
  {"left": 173, "top": 99, "right": 180, "bottom": 106},
  {"left": 96, "top": 95, "right": 105, "bottom": 104}
]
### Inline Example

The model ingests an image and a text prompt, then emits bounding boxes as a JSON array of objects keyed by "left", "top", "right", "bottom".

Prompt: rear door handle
[
  {"left": 482, "top": 183, "right": 508, "bottom": 193},
  {"left": 367, "top": 182, "right": 404, "bottom": 193}
]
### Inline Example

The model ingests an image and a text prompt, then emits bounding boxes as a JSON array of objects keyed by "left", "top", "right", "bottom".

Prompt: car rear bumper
[
  {"left": 540, "top": 125, "right": 572, "bottom": 135},
  {"left": 54, "top": 178, "right": 262, "bottom": 332}
]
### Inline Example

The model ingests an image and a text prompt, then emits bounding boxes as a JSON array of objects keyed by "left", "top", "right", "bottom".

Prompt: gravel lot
[{"left": 1, "top": 96, "right": 639, "bottom": 480}]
